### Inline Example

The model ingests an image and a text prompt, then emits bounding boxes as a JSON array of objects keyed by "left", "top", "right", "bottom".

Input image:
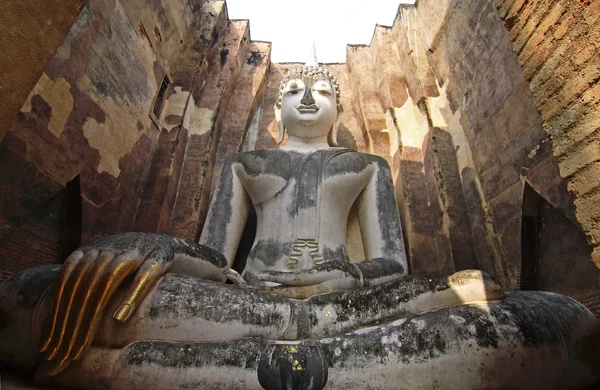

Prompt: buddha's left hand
[{"left": 258, "top": 260, "right": 364, "bottom": 299}]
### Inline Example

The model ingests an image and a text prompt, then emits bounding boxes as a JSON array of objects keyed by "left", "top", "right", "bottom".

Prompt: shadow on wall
[
  {"left": 521, "top": 182, "right": 600, "bottom": 316},
  {"left": 0, "top": 175, "right": 82, "bottom": 282}
]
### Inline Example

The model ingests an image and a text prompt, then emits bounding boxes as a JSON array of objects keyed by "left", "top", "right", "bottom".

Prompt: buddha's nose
[{"left": 301, "top": 87, "right": 315, "bottom": 106}]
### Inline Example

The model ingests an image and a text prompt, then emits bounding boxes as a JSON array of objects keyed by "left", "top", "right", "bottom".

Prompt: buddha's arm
[
  {"left": 353, "top": 156, "right": 408, "bottom": 285},
  {"left": 197, "top": 155, "right": 250, "bottom": 267},
  {"left": 39, "top": 157, "right": 249, "bottom": 376}
]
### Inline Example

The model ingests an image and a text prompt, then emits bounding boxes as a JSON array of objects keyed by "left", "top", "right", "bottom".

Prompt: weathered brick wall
[
  {"left": 0, "top": 224, "right": 63, "bottom": 281},
  {"left": 0, "top": 179, "right": 82, "bottom": 279},
  {"left": 495, "top": 0, "right": 600, "bottom": 269},
  {"left": 0, "top": 0, "right": 87, "bottom": 142},
  {"left": 0, "top": 0, "right": 231, "bottom": 280},
  {"left": 406, "top": 0, "right": 599, "bottom": 303}
]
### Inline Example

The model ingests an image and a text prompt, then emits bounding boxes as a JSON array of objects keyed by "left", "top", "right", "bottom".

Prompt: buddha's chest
[
  {"left": 239, "top": 162, "right": 373, "bottom": 208},
  {"left": 236, "top": 149, "right": 373, "bottom": 205}
]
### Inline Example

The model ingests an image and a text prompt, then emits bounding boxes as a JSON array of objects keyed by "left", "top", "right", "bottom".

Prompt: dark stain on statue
[
  {"left": 493, "top": 292, "right": 565, "bottom": 348},
  {"left": 357, "top": 258, "right": 405, "bottom": 285},
  {"left": 292, "top": 302, "right": 321, "bottom": 339},
  {"left": 247, "top": 239, "right": 292, "bottom": 267},
  {"left": 335, "top": 124, "right": 358, "bottom": 151},
  {"left": 322, "top": 246, "right": 349, "bottom": 263},
  {"left": 240, "top": 149, "right": 305, "bottom": 179},
  {"left": 294, "top": 154, "right": 319, "bottom": 212},
  {"left": 446, "top": 306, "right": 499, "bottom": 349},
  {"left": 126, "top": 338, "right": 267, "bottom": 370},
  {"left": 291, "top": 149, "right": 354, "bottom": 216},
  {"left": 307, "top": 276, "right": 435, "bottom": 332},
  {"left": 148, "top": 274, "right": 288, "bottom": 326},
  {"left": 374, "top": 158, "right": 405, "bottom": 257},
  {"left": 321, "top": 313, "right": 450, "bottom": 366},
  {"left": 323, "top": 150, "right": 368, "bottom": 175},
  {"left": 201, "top": 156, "right": 236, "bottom": 253}
]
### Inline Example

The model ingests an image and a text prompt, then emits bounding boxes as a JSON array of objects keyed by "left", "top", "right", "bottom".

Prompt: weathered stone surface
[
  {"left": 347, "top": 45, "right": 390, "bottom": 159},
  {"left": 171, "top": 17, "right": 250, "bottom": 240},
  {"left": 0, "top": 0, "right": 86, "bottom": 142},
  {"left": 495, "top": 0, "right": 600, "bottom": 266},
  {"left": 10, "top": 270, "right": 595, "bottom": 389},
  {"left": 0, "top": 0, "right": 218, "bottom": 278},
  {"left": 424, "top": 128, "right": 478, "bottom": 272},
  {"left": 210, "top": 41, "right": 271, "bottom": 199}
]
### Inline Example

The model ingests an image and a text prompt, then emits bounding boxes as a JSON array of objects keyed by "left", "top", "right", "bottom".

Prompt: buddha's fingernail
[
  {"left": 48, "top": 357, "right": 71, "bottom": 376},
  {"left": 113, "top": 303, "right": 133, "bottom": 322}
]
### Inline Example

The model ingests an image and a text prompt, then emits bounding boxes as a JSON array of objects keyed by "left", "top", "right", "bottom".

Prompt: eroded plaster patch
[
  {"left": 183, "top": 96, "right": 215, "bottom": 136},
  {"left": 161, "top": 86, "right": 190, "bottom": 130},
  {"left": 81, "top": 89, "right": 147, "bottom": 178},
  {"left": 393, "top": 87, "right": 429, "bottom": 149},
  {"left": 22, "top": 73, "right": 74, "bottom": 138}
]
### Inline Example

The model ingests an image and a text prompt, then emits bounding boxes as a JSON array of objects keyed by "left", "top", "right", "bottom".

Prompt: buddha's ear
[
  {"left": 274, "top": 104, "right": 285, "bottom": 145},
  {"left": 329, "top": 104, "right": 343, "bottom": 146}
]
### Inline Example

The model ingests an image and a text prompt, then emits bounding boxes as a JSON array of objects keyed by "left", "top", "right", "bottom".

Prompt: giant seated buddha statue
[{"left": 1, "top": 64, "right": 599, "bottom": 390}]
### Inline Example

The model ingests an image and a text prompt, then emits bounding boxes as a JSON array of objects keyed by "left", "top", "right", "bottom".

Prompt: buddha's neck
[{"left": 283, "top": 135, "right": 330, "bottom": 152}]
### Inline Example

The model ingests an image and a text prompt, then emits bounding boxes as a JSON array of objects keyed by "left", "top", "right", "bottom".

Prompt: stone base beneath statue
[{"left": 38, "top": 291, "right": 600, "bottom": 390}]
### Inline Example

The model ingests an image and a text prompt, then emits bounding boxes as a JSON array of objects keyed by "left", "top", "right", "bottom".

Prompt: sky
[{"left": 225, "top": 0, "right": 416, "bottom": 63}]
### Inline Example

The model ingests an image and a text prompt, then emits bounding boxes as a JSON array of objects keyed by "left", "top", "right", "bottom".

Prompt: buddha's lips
[{"left": 296, "top": 104, "right": 319, "bottom": 113}]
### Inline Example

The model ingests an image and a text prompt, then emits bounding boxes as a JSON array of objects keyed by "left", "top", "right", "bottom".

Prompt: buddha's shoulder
[
  {"left": 224, "top": 148, "right": 388, "bottom": 170},
  {"left": 226, "top": 148, "right": 305, "bottom": 164},
  {"left": 224, "top": 149, "right": 306, "bottom": 177},
  {"left": 327, "top": 149, "right": 391, "bottom": 174}
]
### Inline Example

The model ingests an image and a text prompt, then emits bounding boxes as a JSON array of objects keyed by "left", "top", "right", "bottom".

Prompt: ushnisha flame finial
[{"left": 306, "top": 41, "right": 319, "bottom": 68}]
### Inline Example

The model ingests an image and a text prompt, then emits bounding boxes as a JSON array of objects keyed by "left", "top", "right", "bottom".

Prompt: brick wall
[
  {"left": 0, "top": 0, "right": 232, "bottom": 279},
  {"left": 0, "top": 223, "right": 64, "bottom": 281},
  {"left": 0, "top": 183, "right": 80, "bottom": 281},
  {"left": 495, "top": 0, "right": 600, "bottom": 268},
  {"left": 0, "top": 0, "right": 86, "bottom": 142}
]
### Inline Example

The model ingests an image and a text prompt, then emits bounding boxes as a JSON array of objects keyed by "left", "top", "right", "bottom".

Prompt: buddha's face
[{"left": 280, "top": 75, "right": 340, "bottom": 140}]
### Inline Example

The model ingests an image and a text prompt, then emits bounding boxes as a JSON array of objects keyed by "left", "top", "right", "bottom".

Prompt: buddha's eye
[
  {"left": 285, "top": 89, "right": 300, "bottom": 95},
  {"left": 315, "top": 89, "right": 332, "bottom": 96}
]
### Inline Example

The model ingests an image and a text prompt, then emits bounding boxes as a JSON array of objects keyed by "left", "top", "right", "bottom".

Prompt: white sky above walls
[{"left": 226, "top": 0, "right": 416, "bottom": 63}]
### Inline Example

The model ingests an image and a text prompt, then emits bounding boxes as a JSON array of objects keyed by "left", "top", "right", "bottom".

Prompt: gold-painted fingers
[
  {"left": 42, "top": 249, "right": 98, "bottom": 361},
  {"left": 40, "top": 250, "right": 85, "bottom": 353},
  {"left": 46, "top": 252, "right": 115, "bottom": 374},
  {"left": 113, "top": 258, "right": 165, "bottom": 322},
  {"left": 70, "top": 254, "right": 139, "bottom": 364}
]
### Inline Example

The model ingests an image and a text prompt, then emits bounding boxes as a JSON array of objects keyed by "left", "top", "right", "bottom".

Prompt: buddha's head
[{"left": 275, "top": 66, "right": 343, "bottom": 146}]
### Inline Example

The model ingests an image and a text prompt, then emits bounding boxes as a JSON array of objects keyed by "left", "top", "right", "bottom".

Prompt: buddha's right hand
[{"left": 39, "top": 232, "right": 226, "bottom": 376}]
